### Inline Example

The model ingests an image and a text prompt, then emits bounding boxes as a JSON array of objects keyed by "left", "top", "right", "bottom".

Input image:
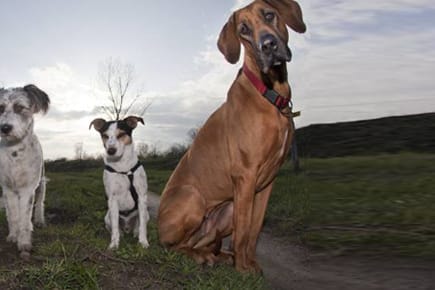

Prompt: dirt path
[{"left": 147, "top": 192, "right": 434, "bottom": 290}]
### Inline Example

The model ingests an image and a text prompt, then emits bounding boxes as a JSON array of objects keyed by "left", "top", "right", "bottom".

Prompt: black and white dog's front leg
[
  {"left": 108, "top": 196, "right": 120, "bottom": 250},
  {"left": 138, "top": 194, "right": 150, "bottom": 248}
]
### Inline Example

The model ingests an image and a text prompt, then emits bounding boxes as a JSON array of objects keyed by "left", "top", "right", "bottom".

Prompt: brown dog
[{"left": 158, "top": 0, "right": 306, "bottom": 273}]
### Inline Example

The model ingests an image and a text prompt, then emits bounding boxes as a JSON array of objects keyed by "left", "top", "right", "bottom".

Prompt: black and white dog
[
  {"left": 90, "top": 116, "right": 149, "bottom": 249},
  {"left": 0, "top": 85, "right": 49, "bottom": 259}
]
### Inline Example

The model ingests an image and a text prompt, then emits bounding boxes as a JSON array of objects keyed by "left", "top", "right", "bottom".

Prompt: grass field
[
  {"left": 0, "top": 168, "right": 265, "bottom": 289},
  {"left": 267, "top": 152, "right": 435, "bottom": 257},
  {"left": 0, "top": 152, "right": 434, "bottom": 289}
]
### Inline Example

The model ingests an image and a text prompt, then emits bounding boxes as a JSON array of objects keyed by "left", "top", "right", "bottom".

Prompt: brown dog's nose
[
  {"left": 0, "top": 124, "right": 12, "bottom": 134},
  {"left": 260, "top": 34, "right": 278, "bottom": 55}
]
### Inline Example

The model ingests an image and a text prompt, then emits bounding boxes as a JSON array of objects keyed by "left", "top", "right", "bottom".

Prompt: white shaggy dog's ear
[
  {"left": 124, "top": 116, "right": 144, "bottom": 129},
  {"left": 89, "top": 118, "right": 107, "bottom": 131},
  {"left": 23, "top": 84, "right": 50, "bottom": 114}
]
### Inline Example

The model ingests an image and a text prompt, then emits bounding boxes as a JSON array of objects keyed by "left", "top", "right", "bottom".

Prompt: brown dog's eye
[
  {"left": 102, "top": 134, "right": 109, "bottom": 139},
  {"left": 264, "top": 11, "right": 275, "bottom": 23},
  {"left": 239, "top": 23, "right": 251, "bottom": 36}
]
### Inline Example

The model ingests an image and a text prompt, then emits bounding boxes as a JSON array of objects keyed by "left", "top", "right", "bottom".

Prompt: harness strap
[{"left": 104, "top": 161, "right": 142, "bottom": 217}]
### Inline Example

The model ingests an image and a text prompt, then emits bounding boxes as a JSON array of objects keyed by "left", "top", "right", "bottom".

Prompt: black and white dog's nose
[
  {"left": 107, "top": 148, "right": 117, "bottom": 156},
  {"left": 260, "top": 34, "right": 278, "bottom": 55},
  {"left": 0, "top": 124, "right": 12, "bottom": 134}
]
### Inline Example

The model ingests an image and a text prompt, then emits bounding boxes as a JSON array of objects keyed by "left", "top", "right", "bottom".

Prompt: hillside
[{"left": 296, "top": 112, "right": 435, "bottom": 158}]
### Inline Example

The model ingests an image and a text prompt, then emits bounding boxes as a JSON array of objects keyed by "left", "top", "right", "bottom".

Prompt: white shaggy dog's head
[
  {"left": 89, "top": 116, "right": 144, "bottom": 161},
  {"left": 0, "top": 85, "right": 50, "bottom": 143}
]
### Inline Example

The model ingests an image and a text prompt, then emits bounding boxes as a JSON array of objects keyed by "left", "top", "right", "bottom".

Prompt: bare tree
[
  {"left": 136, "top": 142, "right": 149, "bottom": 159},
  {"left": 74, "top": 142, "right": 85, "bottom": 161},
  {"left": 97, "top": 58, "right": 151, "bottom": 120},
  {"left": 187, "top": 127, "right": 199, "bottom": 144}
]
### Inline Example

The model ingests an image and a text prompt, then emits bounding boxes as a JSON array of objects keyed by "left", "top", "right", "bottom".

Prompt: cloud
[
  {"left": 291, "top": 1, "right": 435, "bottom": 126},
  {"left": 23, "top": 0, "right": 435, "bottom": 159},
  {"left": 29, "top": 63, "right": 101, "bottom": 112},
  {"left": 137, "top": 54, "right": 239, "bottom": 151},
  {"left": 26, "top": 63, "right": 104, "bottom": 159},
  {"left": 143, "top": 0, "right": 435, "bottom": 142}
]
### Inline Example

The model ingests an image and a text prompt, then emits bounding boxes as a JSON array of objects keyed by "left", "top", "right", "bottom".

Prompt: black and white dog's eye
[
  {"left": 264, "top": 11, "right": 275, "bottom": 22},
  {"left": 102, "top": 134, "right": 109, "bottom": 139},
  {"left": 239, "top": 23, "right": 251, "bottom": 36},
  {"left": 117, "top": 133, "right": 126, "bottom": 139}
]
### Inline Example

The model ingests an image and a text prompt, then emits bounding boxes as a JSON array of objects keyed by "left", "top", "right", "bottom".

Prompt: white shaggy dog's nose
[{"left": 0, "top": 124, "right": 12, "bottom": 134}]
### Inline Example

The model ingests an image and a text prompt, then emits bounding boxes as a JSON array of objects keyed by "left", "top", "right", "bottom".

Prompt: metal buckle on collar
[
  {"left": 263, "top": 89, "right": 280, "bottom": 105},
  {"left": 264, "top": 89, "right": 290, "bottom": 110}
]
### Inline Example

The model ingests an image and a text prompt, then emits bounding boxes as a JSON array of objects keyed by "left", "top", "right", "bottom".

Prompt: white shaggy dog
[
  {"left": 90, "top": 116, "right": 149, "bottom": 249},
  {"left": 0, "top": 84, "right": 49, "bottom": 259}
]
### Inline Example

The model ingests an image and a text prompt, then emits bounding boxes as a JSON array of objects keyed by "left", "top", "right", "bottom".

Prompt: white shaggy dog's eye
[
  {"left": 14, "top": 104, "right": 25, "bottom": 113},
  {"left": 0, "top": 105, "right": 4, "bottom": 114}
]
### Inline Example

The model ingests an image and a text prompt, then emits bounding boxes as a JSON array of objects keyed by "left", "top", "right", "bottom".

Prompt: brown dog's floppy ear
[
  {"left": 89, "top": 118, "right": 106, "bottom": 131},
  {"left": 124, "top": 116, "right": 144, "bottom": 129},
  {"left": 265, "top": 0, "right": 306, "bottom": 33},
  {"left": 218, "top": 13, "right": 241, "bottom": 64},
  {"left": 23, "top": 84, "right": 50, "bottom": 114}
]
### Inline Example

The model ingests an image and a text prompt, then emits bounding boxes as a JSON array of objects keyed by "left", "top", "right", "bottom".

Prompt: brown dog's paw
[
  {"left": 235, "top": 260, "right": 263, "bottom": 275},
  {"left": 216, "top": 250, "right": 234, "bottom": 265}
]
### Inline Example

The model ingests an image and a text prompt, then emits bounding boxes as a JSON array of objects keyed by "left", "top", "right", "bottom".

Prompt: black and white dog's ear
[
  {"left": 89, "top": 118, "right": 107, "bottom": 131},
  {"left": 124, "top": 116, "right": 144, "bottom": 129},
  {"left": 23, "top": 84, "right": 50, "bottom": 114}
]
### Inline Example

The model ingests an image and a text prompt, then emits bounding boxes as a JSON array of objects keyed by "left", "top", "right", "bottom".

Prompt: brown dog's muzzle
[{"left": 257, "top": 32, "right": 292, "bottom": 72}]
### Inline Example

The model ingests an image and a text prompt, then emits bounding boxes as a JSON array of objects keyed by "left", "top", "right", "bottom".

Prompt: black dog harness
[{"left": 104, "top": 161, "right": 142, "bottom": 217}]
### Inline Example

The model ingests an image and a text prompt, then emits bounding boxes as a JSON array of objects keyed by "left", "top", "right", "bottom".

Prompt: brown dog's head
[{"left": 218, "top": 0, "right": 306, "bottom": 73}]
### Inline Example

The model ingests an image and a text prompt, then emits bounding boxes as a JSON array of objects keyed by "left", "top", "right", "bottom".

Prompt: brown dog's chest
[{"left": 255, "top": 117, "right": 293, "bottom": 191}]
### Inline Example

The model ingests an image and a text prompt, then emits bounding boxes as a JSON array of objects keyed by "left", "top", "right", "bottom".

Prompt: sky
[{"left": 1, "top": 0, "right": 434, "bottom": 159}]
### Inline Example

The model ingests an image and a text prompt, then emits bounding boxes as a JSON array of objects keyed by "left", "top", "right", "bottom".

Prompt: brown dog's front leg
[
  {"left": 247, "top": 184, "right": 273, "bottom": 273},
  {"left": 232, "top": 173, "right": 258, "bottom": 273}
]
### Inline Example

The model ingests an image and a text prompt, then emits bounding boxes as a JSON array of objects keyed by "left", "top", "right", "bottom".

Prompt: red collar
[{"left": 242, "top": 64, "right": 291, "bottom": 110}]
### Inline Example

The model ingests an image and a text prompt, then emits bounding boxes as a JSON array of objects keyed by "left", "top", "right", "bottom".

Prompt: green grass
[
  {"left": 146, "top": 168, "right": 173, "bottom": 194},
  {"left": 145, "top": 152, "right": 435, "bottom": 257},
  {"left": 0, "top": 168, "right": 266, "bottom": 290},
  {"left": 267, "top": 152, "right": 435, "bottom": 256},
  {"left": 1, "top": 152, "right": 433, "bottom": 288}
]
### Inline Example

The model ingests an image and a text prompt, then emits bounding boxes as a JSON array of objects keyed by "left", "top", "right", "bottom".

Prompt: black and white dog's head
[
  {"left": 0, "top": 85, "right": 50, "bottom": 142},
  {"left": 89, "top": 116, "right": 144, "bottom": 161}
]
